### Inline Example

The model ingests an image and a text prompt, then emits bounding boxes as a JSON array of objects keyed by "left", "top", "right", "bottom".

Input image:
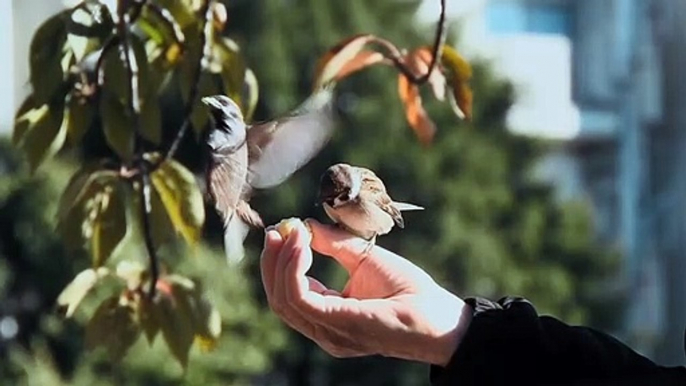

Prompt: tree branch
[
  {"left": 160, "top": 0, "right": 213, "bottom": 165},
  {"left": 139, "top": 170, "right": 159, "bottom": 298},
  {"left": 118, "top": 0, "right": 159, "bottom": 296}
]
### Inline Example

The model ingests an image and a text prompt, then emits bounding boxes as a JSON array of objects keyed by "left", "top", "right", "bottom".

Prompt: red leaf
[{"left": 397, "top": 75, "right": 437, "bottom": 145}]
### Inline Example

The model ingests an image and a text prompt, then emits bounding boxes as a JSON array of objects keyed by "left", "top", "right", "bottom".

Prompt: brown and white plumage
[
  {"left": 204, "top": 87, "right": 336, "bottom": 263},
  {"left": 317, "top": 163, "right": 423, "bottom": 247}
]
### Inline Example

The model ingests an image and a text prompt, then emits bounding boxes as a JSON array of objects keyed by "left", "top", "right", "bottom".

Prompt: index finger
[
  {"left": 305, "top": 219, "right": 381, "bottom": 273},
  {"left": 305, "top": 219, "right": 433, "bottom": 284}
]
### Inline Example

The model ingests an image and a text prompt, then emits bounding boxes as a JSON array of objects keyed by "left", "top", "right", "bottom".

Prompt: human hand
[{"left": 260, "top": 218, "right": 473, "bottom": 366}]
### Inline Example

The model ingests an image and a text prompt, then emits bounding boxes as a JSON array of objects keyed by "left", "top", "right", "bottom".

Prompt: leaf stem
[{"left": 160, "top": 0, "right": 213, "bottom": 166}]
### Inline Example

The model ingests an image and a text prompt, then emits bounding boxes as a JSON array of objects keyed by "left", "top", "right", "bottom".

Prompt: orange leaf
[
  {"left": 334, "top": 51, "right": 386, "bottom": 82},
  {"left": 406, "top": 47, "right": 446, "bottom": 101},
  {"left": 313, "top": 34, "right": 379, "bottom": 89},
  {"left": 397, "top": 75, "right": 437, "bottom": 145},
  {"left": 440, "top": 46, "right": 473, "bottom": 120}
]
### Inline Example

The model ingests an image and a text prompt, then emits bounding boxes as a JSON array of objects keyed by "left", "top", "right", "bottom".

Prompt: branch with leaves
[
  {"left": 12, "top": 0, "right": 251, "bottom": 368},
  {"left": 312, "top": 0, "right": 472, "bottom": 145},
  {"left": 11, "top": 0, "right": 472, "bottom": 369}
]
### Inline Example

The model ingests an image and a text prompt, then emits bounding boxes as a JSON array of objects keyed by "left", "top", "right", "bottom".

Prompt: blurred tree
[
  {"left": 0, "top": 138, "right": 286, "bottom": 384},
  {"left": 2, "top": 0, "right": 622, "bottom": 385}
]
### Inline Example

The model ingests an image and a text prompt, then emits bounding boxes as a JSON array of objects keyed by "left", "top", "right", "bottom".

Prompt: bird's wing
[
  {"left": 374, "top": 193, "right": 405, "bottom": 228},
  {"left": 246, "top": 87, "right": 336, "bottom": 189},
  {"left": 206, "top": 147, "right": 249, "bottom": 226},
  {"left": 361, "top": 175, "right": 405, "bottom": 229}
]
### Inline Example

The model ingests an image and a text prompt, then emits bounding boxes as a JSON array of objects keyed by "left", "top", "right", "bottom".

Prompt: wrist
[{"left": 416, "top": 289, "right": 473, "bottom": 367}]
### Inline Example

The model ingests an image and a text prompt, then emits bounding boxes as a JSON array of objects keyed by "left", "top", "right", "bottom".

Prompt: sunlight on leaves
[
  {"left": 151, "top": 160, "right": 205, "bottom": 246},
  {"left": 313, "top": 34, "right": 377, "bottom": 89},
  {"left": 56, "top": 267, "right": 110, "bottom": 318}
]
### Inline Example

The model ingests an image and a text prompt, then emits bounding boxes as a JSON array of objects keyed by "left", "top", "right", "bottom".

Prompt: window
[{"left": 487, "top": 0, "right": 573, "bottom": 36}]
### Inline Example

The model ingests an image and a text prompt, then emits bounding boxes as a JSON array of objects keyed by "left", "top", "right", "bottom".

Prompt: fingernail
[{"left": 265, "top": 224, "right": 276, "bottom": 233}]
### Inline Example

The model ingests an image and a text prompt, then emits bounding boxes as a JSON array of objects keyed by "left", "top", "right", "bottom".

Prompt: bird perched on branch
[
  {"left": 203, "top": 87, "right": 336, "bottom": 263},
  {"left": 317, "top": 163, "right": 423, "bottom": 251}
]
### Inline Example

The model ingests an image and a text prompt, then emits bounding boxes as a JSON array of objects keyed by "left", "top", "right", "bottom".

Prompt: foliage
[
  {"left": 5, "top": 0, "right": 621, "bottom": 385},
  {"left": 0, "top": 139, "right": 286, "bottom": 384},
  {"left": 10, "top": 0, "right": 269, "bottom": 369}
]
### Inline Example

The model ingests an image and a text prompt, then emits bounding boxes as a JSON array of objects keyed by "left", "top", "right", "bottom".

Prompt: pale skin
[{"left": 259, "top": 218, "right": 474, "bottom": 367}]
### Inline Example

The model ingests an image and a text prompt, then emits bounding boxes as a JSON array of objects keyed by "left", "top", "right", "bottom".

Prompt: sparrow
[
  {"left": 317, "top": 163, "right": 423, "bottom": 251},
  {"left": 203, "top": 87, "right": 336, "bottom": 263}
]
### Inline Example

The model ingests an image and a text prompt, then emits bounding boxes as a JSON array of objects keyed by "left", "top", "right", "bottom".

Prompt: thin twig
[
  {"left": 160, "top": 0, "right": 213, "bottom": 165},
  {"left": 376, "top": 0, "right": 447, "bottom": 84},
  {"left": 139, "top": 171, "right": 159, "bottom": 298},
  {"left": 416, "top": 0, "right": 447, "bottom": 83}
]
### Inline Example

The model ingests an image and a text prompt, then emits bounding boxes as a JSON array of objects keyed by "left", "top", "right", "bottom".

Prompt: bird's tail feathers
[
  {"left": 224, "top": 215, "right": 250, "bottom": 265},
  {"left": 393, "top": 201, "right": 424, "bottom": 211}
]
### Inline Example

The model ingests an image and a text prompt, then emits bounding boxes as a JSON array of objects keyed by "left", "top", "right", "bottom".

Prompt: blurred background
[{"left": 1, "top": 0, "right": 685, "bottom": 384}]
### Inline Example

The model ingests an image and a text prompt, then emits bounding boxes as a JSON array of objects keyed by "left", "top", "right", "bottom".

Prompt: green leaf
[
  {"left": 138, "top": 295, "right": 161, "bottom": 345},
  {"left": 179, "top": 26, "right": 221, "bottom": 136},
  {"left": 100, "top": 92, "right": 135, "bottom": 161},
  {"left": 157, "top": 286, "right": 196, "bottom": 368},
  {"left": 440, "top": 45, "right": 473, "bottom": 121},
  {"left": 214, "top": 38, "right": 246, "bottom": 107},
  {"left": 85, "top": 296, "right": 140, "bottom": 362},
  {"left": 140, "top": 96, "right": 162, "bottom": 145},
  {"left": 14, "top": 100, "right": 67, "bottom": 173},
  {"left": 149, "top": 184, "right": 177, "bottom": 249},
  {"left": 56, "top": 267, "right": 109, "bottom": 318},
  {"left": 89, "top": 179, "right": 128, "bottom": 267},
  {"left": 102, "top": 45, "right": 129, "bottom": 103},
  {"left": 30, "top": 12, "right": 68, "bottom": 104},
  {"left": 242, "top": 68, "right": 259, "bottom": 122},
  {"left": 57, "top": 169, "right": 128, "bottom": 267},
  {"left": 150, "top": 160, "right": 205, "bottom": 245},
  {"left": 191, "top": 293, "right": 221, "bottom": 352},
  {"left": 66, "top": 95, "right": 95, "bottom": 145},
  {"left": 13, "top": 96, "right": 41, "bottom": 145},
  {"left": 157, "top": 276, "right": 221, "bottom": 366}
]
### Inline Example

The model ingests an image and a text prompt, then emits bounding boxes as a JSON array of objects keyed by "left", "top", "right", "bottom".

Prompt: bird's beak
[{"left": 201, "top": 96, "right": 222, "bottom": 110}]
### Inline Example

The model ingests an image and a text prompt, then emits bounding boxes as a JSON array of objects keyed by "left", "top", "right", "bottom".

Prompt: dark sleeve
[{"left": 429, "top": 296, "right": 686, "bottom": 386}]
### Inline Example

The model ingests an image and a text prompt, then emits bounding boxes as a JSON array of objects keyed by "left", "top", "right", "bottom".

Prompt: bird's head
[
  {"left": 317, "top": 163, "right": 361, "bottom": 208},
  {"left": 202, "top": 95, "right": 247, "bottom": 152}
]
